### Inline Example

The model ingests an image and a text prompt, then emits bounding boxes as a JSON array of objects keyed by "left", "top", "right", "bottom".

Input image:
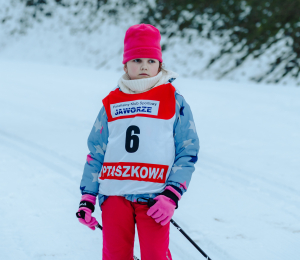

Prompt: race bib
[{"left": 110, "top": 100, "right": 160, "bottom": 118}]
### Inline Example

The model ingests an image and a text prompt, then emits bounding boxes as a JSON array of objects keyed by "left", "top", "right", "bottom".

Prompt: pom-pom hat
[{"left": 123, "top": 24, "right": 163, "bottom": 64}]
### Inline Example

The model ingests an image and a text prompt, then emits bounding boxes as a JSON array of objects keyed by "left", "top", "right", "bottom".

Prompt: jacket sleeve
[
  {"left": 80, "top": 106, "right": 109, "bottom": 196},
  {"left": 166, "top": 92, "right": 200, "bottom": 195}
]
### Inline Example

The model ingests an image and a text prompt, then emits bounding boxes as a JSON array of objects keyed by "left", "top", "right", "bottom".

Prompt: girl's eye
[
  {"left": 133, "top": 59, "right": 141, "bottom": 62},
  {"left": 149, "top": 60, "right": 156, "bottom": 63}
]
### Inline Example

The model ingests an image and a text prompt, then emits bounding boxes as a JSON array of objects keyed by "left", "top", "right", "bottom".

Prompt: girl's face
[{"left": 124, "top": 58, "right": 160, "bottom": 80}]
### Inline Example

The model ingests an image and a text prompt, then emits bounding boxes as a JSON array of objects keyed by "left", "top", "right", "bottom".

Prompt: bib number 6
[{"left": 125, "top": 125, "right": 140, "bottom": 153}]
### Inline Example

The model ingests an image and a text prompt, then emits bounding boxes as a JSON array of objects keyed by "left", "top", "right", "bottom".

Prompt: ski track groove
[
  {"left": 200, "top": 154, "right": 300, "bottom": 219},
  {"left": 0, "top": 129, "right": 82, "bottom": 176},
  {"left": 204, "top": 155, "right": 299, "bottom": 198},
  {"left": 169, "top": 223, "right": 237, "bottom": 260},
  {"left": 0, "top": 129, "right": 83, "bottom": 199},
  {"left": 0, "top": 129, "right": 83, "bottom": 169}
]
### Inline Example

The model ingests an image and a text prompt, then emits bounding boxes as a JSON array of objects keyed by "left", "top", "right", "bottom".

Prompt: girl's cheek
[{"left": 132, "top": 66, "right": 138, "bottom": 74}]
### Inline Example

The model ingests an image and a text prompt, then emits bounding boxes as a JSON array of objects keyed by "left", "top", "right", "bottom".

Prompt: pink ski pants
[{"left": 101, "top": 196, "right": 172, "bottom": 260}]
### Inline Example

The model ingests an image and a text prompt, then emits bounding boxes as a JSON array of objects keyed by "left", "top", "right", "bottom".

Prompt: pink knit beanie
[{"left": 123, "top": 24, "right": 163, "bottom": 64}]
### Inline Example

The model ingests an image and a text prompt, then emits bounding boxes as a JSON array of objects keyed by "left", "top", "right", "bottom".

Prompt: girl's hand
[
  {"left": 147, "top": 186, "right": 182, "bottom": 226},
  {"left": 147, "top": 195, "right": 176, "bottom": 226},
  {"left": 76, "top": 194, "right": 98, "bottom": 230}
]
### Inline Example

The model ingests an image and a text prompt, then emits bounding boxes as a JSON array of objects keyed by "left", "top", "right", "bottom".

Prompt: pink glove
[
  {"left": 147, "top": 186, "right": 181, "bottom": 226},
  {"left": 76, "top": 194, "right": 98, "bottom": 230}
]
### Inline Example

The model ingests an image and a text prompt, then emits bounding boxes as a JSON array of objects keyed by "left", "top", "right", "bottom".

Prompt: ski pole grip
[{"left": 147, "top": 198, "right": 157, "bottom": 207}]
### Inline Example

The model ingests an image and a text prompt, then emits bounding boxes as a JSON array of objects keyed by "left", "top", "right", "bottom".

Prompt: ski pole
[
  {"left": 76, "top": 211, "right": 104, "bottom": 231},
  {"left": 76, "top": 211, "right": 141, "bottom": 260},
  {"left": 170, "top": 219, "right": 212, "bottom": 260},
  {"left": 147, "top": 198, "right": 213, "bottom": 260}
]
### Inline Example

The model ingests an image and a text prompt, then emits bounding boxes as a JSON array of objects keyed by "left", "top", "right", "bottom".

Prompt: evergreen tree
[{"left": 142, "top": 0, "right": 300, "bottom": 82}]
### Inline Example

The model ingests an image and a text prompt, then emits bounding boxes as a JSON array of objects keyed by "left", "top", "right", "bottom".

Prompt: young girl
[{"left": 76, "top": 24, "right": 199, "bottom": 260}]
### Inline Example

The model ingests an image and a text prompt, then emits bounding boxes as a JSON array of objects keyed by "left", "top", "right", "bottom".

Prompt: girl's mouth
[{"left": 139, "top": 73, "right": 149, "bottom": 76}]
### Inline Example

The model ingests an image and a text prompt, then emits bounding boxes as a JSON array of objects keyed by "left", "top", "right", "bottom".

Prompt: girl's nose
[{"left": 141, "top": 61, "right": 148, "bottom": 70}]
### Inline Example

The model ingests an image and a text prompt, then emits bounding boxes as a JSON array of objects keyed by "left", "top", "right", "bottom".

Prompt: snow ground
[{"left": 0, "top": 59, "right": 300, "bottom": 260}]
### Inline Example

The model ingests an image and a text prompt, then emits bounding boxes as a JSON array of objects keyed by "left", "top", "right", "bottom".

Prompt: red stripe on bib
[
  {"left": 99, "top": 162, "right": 169, "bottom": 183},
  {"left": 103, "top": 83, "right": 176, "bottom": 122}
]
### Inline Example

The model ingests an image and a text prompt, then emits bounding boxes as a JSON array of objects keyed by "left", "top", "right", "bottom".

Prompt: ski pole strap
[
  {"left": 136, "top": 197, "right": 157, "bottom": 208},
  {"left": 76, "top": 211, "right": 84, "bottom": 219},
  {"left": 79, "top": 200, "right": 95, "bottom": 212}
]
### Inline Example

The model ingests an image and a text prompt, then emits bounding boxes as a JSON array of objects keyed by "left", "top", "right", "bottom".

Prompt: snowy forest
[{"left": 1, "top": 0, "right": 300, "bottom": 84}]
